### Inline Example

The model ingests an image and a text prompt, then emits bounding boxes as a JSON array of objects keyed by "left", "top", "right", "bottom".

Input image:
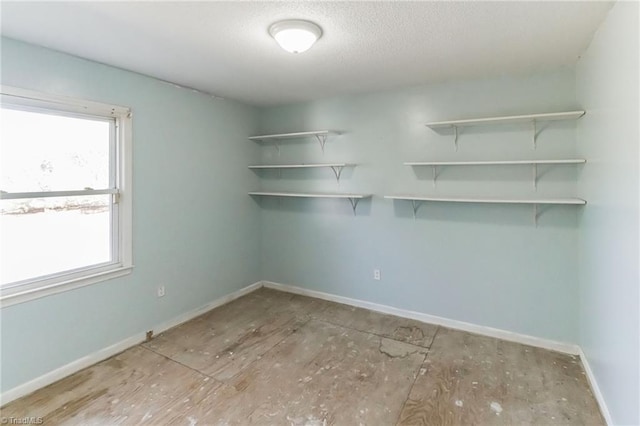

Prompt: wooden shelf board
[
  {"left": 384, "top": 195, "right": 586, "bottom": 205},
  {"left": 250, "top": 191, "right": 372, "bottom": 199},
  {"left": 404, "top": 159, "right": 586, "bottom": 166},
  {"left": 248, "top": 130, "right": 337, "bottom": 141},
  {"left": 426, "top": 111, "right": 585, "bottom": 129}
]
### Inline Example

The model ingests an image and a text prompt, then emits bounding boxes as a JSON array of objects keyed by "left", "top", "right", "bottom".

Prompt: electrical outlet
[
  {"left": 373, "top": 269, "right": 381, "bottom": 280},
  {"left": 157, "top": 286, "right": 166, "bottom": 297}
]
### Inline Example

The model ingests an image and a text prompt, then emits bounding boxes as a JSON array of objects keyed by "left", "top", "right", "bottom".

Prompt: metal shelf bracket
[
  {"left": 330, "top": 165, "right": 344, "bottom": 184},
  {"left": 453, "top": 126, "right": 459, "bottom": 151},
  {"left": 347, "top": 197, "right": 361, "bottom": 215},
  {"left": 411, "top": 199, "right": 424, "bottom": 220},
  {"left": 533, "top": 204, "right": 549, "bottom": 226},
  {"left": 532, "top": 120, "right": 538, "bottom": 150},
  {"left": 432, "top": 165, "right": 438, "bottom": 187},
  {"left": 315, "top": 134, "right": 328, "bottom": 153},
  {"left": 532, "top": 164, "right": 538, "bottom": 191}
]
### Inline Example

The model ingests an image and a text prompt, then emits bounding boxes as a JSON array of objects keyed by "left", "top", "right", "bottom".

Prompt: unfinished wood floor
[{"left": 2, "top": 288, "right": 604, "bottom": 425}]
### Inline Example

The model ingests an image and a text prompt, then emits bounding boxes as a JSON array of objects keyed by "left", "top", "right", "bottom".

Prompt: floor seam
[
  {"left": 232, "top": 314, "right": 314, "bottom": 371},
  {"left": 311, "top": 316, "right": 433, "bottom": 350},
  {"left": 148, "top": 314, "right": 314, "bottom": 385},
  {"left": 393, "top": 325, "right": 441, "bottom": 426},
  {"left": 141, "top": 310, "right": 312, "bottom": 379},
  {"left": 139, "top": 344, "right": 223, "bottom": 386}
]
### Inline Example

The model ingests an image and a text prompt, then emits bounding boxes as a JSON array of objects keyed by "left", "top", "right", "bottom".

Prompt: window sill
[{"left": 0, "top": 266, "right": 134, "bottom": 308}]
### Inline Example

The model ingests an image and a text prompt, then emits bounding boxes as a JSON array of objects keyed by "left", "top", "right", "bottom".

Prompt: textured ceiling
[{"left": 1, "top": 1, "right": 612, "bottom": 106}]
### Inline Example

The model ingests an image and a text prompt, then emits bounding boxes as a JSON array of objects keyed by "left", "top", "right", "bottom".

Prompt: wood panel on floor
[
  {"left": 168, "top": 319, "right": 428, "bottom": 425},
  {"left": 0, "top": 346, "right": 221, "bottom": 425},
  {"left": 143, "top": 289, "right": 312, "bottom": 381},
  {"left": 310, "top": 298, "right": 439, "bottom": 348},
  {"left": 397, "top": 327, "right": 605, "bottom": 425},
  {"left": 1, "top": 288, "right": 605, "bottom": 425}
]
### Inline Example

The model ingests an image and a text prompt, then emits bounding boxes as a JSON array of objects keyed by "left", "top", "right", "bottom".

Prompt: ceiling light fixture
[{"left": 269, "top": 19, "right": 322, "bottom": 54}]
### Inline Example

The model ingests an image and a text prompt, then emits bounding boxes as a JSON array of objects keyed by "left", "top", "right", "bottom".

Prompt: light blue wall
[
  {"left": 576, "top": 2, "right": 640, "bottom": 424},
  {"left": 257, "top": 70, "right": 582, "bottom": 344},
  {"left": 0, "top": 37, "right": 261, "bottom": 392}
]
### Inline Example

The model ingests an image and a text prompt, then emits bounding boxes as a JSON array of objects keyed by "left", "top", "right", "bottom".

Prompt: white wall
[
  {"left": 0, "top": 37, "right": 261, "bottom": 394},
  {"left": 258, "top": 70, "right": 583, "bottom": 344},
  {"left": 576, "top": 2, "right": 640, "bottom": 424}
]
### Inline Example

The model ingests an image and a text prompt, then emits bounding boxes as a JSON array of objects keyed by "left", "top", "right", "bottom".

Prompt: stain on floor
[{"left": 0, "top": 288, "right": 605, "bottom": 425}]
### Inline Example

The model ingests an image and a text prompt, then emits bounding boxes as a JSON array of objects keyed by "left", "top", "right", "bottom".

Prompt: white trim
[
  {"left": 0, "top": 333, "right": 145, "bottom": 407},
  {"left": 0, "top": 266, "right": 134, "bottom": 308},
  {"left": 153, "top": 282, "right": 263, "bottom": 336},
  {"left": 0, "top": 281, "right": 263, "bottom": 406},
  {"left": 2, "top": 280, "right": 609, "bottom": 421},
  {"left": 0, "top": 189, "right": 118, "bottom": 200},
  {"left": 578, "top": 348, "right": 613, "bottom": 425},
  {"left": 262, "top": 281, "right": 581, "bottom": 355},
  {"left": 0, "top": 85, "right": 130, "bottom": 116},
  {"left": 0, "top": 86, "right": 133, "bottom": 305}
]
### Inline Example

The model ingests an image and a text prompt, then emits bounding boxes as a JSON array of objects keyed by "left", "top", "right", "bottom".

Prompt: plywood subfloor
[{"left": 1, "top": 288, "right": 604, "bottom": 425}]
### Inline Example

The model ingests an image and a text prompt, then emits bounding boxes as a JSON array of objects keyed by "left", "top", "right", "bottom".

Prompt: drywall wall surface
[
  {"left": 0, "top": 37, "right": 261, "bottom": 392},
  {"left": 257, "top": 70, "right": 581, "bottom": 344},
  {"left": 576, "top": 1, "right": 640, "bottom": 424}
]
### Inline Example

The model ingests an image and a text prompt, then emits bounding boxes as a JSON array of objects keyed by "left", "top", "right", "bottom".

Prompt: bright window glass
[{"left": 0, "top": 88, "right": 132, "bottom": 302}]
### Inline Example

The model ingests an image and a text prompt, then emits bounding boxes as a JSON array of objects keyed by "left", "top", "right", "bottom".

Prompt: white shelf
[
  {"left": 248, "top": 163, "right": 353, "bottom": 169},
  {"left": 248, "top": 130, "right": 339, "bottom": 153},
  {"left": 404, "top": 159, "right": 585, "bottom": 190},
  {"left": 248, "top": 130, "right": 338, "bottom": 141},
  {"left": 249, "top": 191, "right": 372, "bottom": 214},
  {"left": 404, "top": 159, "right": 585, "bottom": 166},
  {"left": 384, "top": 194, "right": 585, "bottom": 223},
  {"left": 426, "top": 110, "right": 585, "bottom": 151},
  {"left": 425, "top": 111, "right": 585, "bottom": 129},
  {"left": 248, "top": 163, "right": 355, "bottom": 183},
  {"left": 384, "top": 195, "right": 586, "bottom": 205}
]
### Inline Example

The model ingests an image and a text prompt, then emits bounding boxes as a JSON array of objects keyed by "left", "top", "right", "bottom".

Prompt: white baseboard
[
  {"left": 0, "top": 281, "right": 263, "bottom": 406},
  {"left": 578, "top": 348, "right": 613, "bottom": 425},
  {"left": 266, "top": 281, "right": 612, "bottom": 423},
  {"left": 153, "top": 281, "right": 262, "bottom": 337},
  {"left": 0, "top": 333, "right": 146, "bottom": 407},
  {"left": 262, "top": 281, "right": 581, "bottom": 355},
  {"left": 3, "top": 279, "right": 609, "bottom": 424}
]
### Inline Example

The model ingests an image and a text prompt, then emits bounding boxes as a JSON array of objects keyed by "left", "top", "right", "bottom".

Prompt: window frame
[{"left": 0, "top": 86, "right": 133, "bottom": 307}]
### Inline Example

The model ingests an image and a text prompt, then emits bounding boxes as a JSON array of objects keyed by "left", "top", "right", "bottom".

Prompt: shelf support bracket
[
  {"left": 347, "top": 197, "right": 360, "bottom": 216},
  {"left": 533, "top": 204, "right": 544, "bottom": 227},
  {"left": 432, "top": 166, "right": 437, "bottom": 188},
  {"left": 315, "top": 134, "right": 328, "bottom": 153},
  {"left": 273, "top": 140, "right": 281, "bottom": 156},
  {"left": 532, "top": 121, "right": 537, "bottom": 150},
  {"left": 330, "top": 165, "right": 344, "bottom": 184},
  {"left": 411, "top": 200, "right": 424, "bottom": 220},
  {"left": 532, "top": 164, "right": 538, "bottom": 191},
  {"left": 453, "top": 126, "right": 459, "bottom": 151}
]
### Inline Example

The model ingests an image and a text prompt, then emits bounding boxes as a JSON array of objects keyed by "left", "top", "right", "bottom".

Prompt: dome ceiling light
[{"left": 269, "top": 19, "right": 322, "bottom": 54}]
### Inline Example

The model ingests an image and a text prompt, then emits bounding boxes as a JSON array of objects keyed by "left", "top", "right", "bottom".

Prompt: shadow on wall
[
  {"left": 249, "top": 196, "right": 373, "bottom": 217},
  {"left": 388, "top": 199, "right": 580, "bottom": 228},
  {"left": 250, "top": 195, "right": 579, "bottom": 228}
]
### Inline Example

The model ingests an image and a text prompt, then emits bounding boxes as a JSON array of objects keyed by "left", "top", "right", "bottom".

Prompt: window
[{"left": 0, "top": 86, "right": 132, "bottom": 306}]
